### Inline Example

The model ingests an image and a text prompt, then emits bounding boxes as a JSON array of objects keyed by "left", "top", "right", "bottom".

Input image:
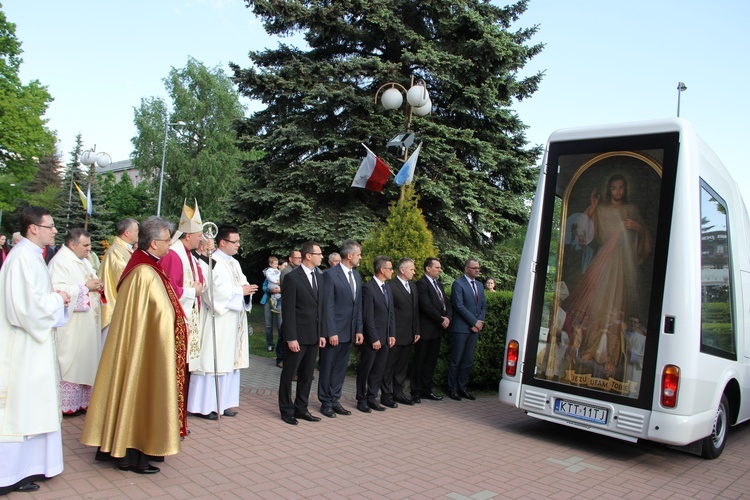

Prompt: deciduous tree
[
  {"left": 131, "top": 57, "right": 248, "bottom": 221},
  {"left": 0, "top": 6, "right": 56, "bottom": 212}
]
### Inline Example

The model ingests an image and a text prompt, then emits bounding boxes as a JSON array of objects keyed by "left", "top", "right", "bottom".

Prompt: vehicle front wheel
[{"left": 701, "top": 394, "right": 729, "bottom": 459}]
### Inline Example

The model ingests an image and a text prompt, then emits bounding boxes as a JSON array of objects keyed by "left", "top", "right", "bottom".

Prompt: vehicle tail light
[
  {"left": 505, "top": 340, "right": 519, "bottom": 377},
  {"left": 661, "top": 365, "right": 680, "bottom": 408}
]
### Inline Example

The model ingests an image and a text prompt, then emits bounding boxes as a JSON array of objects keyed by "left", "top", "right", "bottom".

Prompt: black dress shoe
[
  {"left": 332, "top": 404, "right": 352, "bottom": 416},
  {"left": 448, "top": 390, "right": 462, "bottom": 401},
  {"left": 281, "top": 415, "right": 298, "bottom": 425},
  {"left": 193, "top": 412, "right": 218, "bottom": 420},
  {"left": 15, "top": 482, "right": 40, "bottom": 492},
  {"left": 368, "top": 400, "right": 386, "bottom": 411},
  {"left": 411, "top": 396, "right": 421, "bottom": 404},
  {"left": 223, "top": 410, "right": 238, "bottom": 417},
  {"left": 458, "top": 390, "right": 476, "bottom": 401},
  {"left": 424, "top": 392, "right": 443, "bottom": 401},
  {"left": 294, "top": 411, "right": 321, "bottom": 422},
  {"left": 276, "top": 361, "right": 283, "bottom": 368},
  {"left": 357, "top": 402, "right": 372, "bottom": 413},
  {"left": 119, "top": 464, "right": 160, "bottom": 474},
  {"left": 320, "top": 406, "right": 336, "bottom": 418},
  {"left": 395, "top": 396, "right": 414, "bottom": 406},
  {"left": 381, "top": 399, "right": 398, "bottom": 409}
]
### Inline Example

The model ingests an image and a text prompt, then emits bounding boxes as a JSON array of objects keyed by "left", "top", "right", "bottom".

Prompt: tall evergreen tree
[
  {"left": 131, "top": 57, "right": 248, "bottom": 221},
  {"left": 55, "top": 134, "right": 88, "bottom": 232},
  {"left": 229, "top": 0, "right": 543, "bottom": 275},
  {"left": 0, "top": 6, "right": 56, "bottom": 212}
]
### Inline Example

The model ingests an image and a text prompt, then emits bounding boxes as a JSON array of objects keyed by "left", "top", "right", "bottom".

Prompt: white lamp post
[
  {"left": 677, "top": 82, "right": 687, "bottom": 117},
  {"left": 78, "top": 146, "right": 112, "bottom": 230},
  {"left": 157, "top": 117, "right": 186, "bottom": 217},
  {"left": 374, "top": 76, "right": 431, "bottom": 162}
]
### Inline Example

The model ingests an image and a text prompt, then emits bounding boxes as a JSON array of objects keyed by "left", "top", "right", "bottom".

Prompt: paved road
[{"left": 22, "top": 354, "right": 750, "bottom": 499}]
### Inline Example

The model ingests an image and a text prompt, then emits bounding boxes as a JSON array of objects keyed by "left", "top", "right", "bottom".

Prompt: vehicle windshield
[{"left": 533, "top": 150, "right": 663, "bottom": 399}]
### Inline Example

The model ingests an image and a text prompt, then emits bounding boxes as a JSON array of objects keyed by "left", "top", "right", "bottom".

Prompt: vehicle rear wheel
[{"left": 701, "top": 394, "right": 729, "bottom": 459}]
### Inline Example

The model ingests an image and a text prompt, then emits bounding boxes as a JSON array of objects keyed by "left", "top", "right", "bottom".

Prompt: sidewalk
[{"left": 23, "top": 354, "right": 750, "bottom": 499}]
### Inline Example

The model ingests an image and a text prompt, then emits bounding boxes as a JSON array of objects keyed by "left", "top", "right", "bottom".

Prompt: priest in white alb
[
  {"left": 48, "top": 228, "right": 104, "bottom": 415},
  {"left": 187, "top": 224, "right": 257, "bottom": 419},
  {"left": 0, "top": 207, "right": 70, "bottom": 495}
]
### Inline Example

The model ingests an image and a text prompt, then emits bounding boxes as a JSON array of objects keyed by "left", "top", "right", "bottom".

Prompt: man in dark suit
[
  {"left": 278, "top": 241, "right": 326, "bottom": 425},
  {"left": 380, "top": 258, "right": 420, "bottom": 407},
  {"left": 318, "top": 240, "right": 363, "bottom": 418},
  {"left": 447, "top": 258, "right": 487, "bottom": 401},
  {"left": 356, "top": 255, "right": 396, "bottom": 413},
  {"left": 412, "top": 257, "right": 451, "bottom": 403}
]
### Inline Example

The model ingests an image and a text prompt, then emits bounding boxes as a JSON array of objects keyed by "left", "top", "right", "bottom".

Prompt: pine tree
[
  {"left": 229, "top": 0, "right": 542, "bottom": 275},
  {"left": 55, "top": 134, "right": 88, "bottom": 232},
  {"left": 361, "top": 185, "right": 438, "bottom": 280}
]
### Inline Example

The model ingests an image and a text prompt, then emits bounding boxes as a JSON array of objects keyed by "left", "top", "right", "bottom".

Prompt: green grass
[{"left": 247, "top": 304, "right": 278, "bottom": 358}]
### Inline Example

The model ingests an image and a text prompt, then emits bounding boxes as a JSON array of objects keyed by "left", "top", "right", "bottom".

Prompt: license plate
[{"left": 554, "top": 398, "right": 608, "bottom": 425}]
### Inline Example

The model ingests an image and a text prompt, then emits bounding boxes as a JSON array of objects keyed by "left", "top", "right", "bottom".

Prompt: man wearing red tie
[
  {"left": 447, "top": 259, "right": 487, "bottom": 401},
  {"left": 412, "top": 257, "right": 451, "bottom": 403}
]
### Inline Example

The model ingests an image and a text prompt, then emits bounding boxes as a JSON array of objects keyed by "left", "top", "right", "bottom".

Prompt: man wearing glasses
[
  {"left": 187, "top": 225, "right": 257, "bottom": 420},
  {"left": 0, "top": 207, "right": 70, "bottom": 494},
  {"left": 278, "top": 242, "right": 326, "bottom": 425},
  {"left": 447, "top": 258, "right": 487, "bottom": 401},
  {"left": 356, "top": 255, "right": 396, "bottom": 413},
  {"left": 82, "top": 216, "right": 187, "bottom": 474}
]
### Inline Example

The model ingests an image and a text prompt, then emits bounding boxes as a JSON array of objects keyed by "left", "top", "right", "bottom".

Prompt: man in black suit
[
  {"left": 318, "top": 240, "right": 363, "bottom": 418},
  {"left": 356, "top": 255, "right": 396, "bottom": 413},
  {"left": 278, "top": 241, "right": 326, "bottom": 425},
  {"left": 447, "top": 258, "right": 487, "bottom": 401},
  {"left": 411, "top": 257, "right": 451, "bottom": 403},
  {"left": 380, "top": 258, "right": 420, "bottom": 407}
]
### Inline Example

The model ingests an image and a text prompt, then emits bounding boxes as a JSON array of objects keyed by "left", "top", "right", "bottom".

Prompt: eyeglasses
[
  {"left": 224, "top": 240, "right": 240, "bottom": 245},
  {"left": 35, "top": 223, "right": 56, "bottom": 230}
]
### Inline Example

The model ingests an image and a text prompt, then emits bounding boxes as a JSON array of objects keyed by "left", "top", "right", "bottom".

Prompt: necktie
[
  {"left": 382, "top": 283, "right": 389, "bottom": 306},
  {"left": 433, "top": 280, "right": 445, "bottom": 310},
  {"left": 311, "top": 271, "right": 318, "bottom": 294},
  {"left": 471, "top": 280, "right": 478, "bottom": 302},
  {"left": 348, "top": 270, "right": 356, "bottom": 299},
  {"left": 405, "top": 281, "right": 410, "bottom": 294}
]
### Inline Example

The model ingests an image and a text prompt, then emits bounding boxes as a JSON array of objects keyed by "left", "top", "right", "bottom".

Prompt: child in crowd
[{"left": 263, "top": 256, "right": 282, "bottom": 313}]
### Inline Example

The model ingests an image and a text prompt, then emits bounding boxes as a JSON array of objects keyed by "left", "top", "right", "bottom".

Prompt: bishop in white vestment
[
  {"left": 0, "top": 208, "right": 70, "bottom": 495},
  {"left": 187, "top": 225, "right": 257, "bottom": 418}
]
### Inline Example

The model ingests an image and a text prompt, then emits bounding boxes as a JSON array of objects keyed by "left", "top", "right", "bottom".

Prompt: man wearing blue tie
[{"left": 447, "top": 259, "right": 487, "bottom": 401}]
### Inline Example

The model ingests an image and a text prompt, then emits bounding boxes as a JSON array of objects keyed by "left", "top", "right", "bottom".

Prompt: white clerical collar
[
  {"left": 18, "top": 237, "right": 43, "bottom": 254},
  {"left": 214, "top": 248, "right": 231, "bottom": 261}
]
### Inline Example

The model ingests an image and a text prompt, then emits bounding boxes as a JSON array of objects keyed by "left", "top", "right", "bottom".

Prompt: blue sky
[{"left": 4, "top": 0, "right": 750, "bottom": 201}]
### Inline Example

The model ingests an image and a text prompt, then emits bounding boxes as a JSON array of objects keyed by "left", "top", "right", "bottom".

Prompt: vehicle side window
[{"left": 700, "top": 183, "right": 736, "bottom": 359}]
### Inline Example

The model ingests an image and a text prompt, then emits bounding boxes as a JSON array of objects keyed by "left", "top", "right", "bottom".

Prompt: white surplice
[
  {"left": 0, "top": 238, "right": 67, "bottom": 488},
  {"left": 187, "top": 249, "right": 251, "bottom": 414},
  {"left": 48, "top": 245, "right": 102, "bottom": 386}
]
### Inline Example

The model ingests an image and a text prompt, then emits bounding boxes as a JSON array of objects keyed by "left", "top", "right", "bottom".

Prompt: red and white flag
[{"left": 351, "top": 145, "right": 391, "bottom": 193}]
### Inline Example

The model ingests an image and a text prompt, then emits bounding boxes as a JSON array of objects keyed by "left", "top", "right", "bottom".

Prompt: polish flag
[{"left": 351, "top": 145, "right": 391, "bottom": 193}]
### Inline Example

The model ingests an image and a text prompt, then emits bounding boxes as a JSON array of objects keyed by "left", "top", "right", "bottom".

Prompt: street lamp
[
  {"left": 374, "top": 76, "right": 431, "bottom": 160},
  {"left": 157, "top": 117, "right": 186, "bottom": 217},
  {"left": 676, "top": 82, "right": 687, "bottom": 117},
  {"left": 77, "top": 146, "right": 112, "bottom": 230}
]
